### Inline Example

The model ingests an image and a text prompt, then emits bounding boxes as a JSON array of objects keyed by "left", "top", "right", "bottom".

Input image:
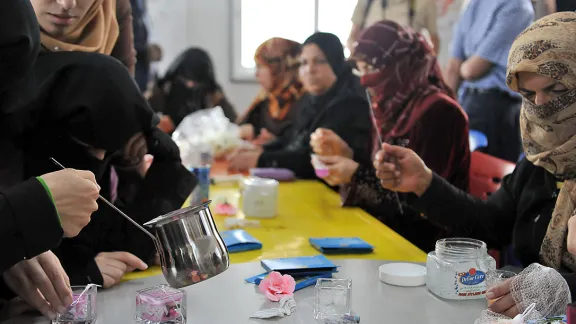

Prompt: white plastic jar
[
  {"left": 426, "top": 238, "right": 496, "bottom": 300},
  {"left": 241, "top": 177, "right": 279, "bottom": 218}
]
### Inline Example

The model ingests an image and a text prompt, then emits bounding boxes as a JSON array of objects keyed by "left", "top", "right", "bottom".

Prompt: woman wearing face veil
[
  {"left": 373, "top": 12, "right": 576, "bottom": 318},
  {"left": 148, "top": 47, "right": 237, "bottom": 133},
  {"left": 20, "top": 51, "right": 196, "bottom": 288},
  {"left": 310, "top": 21, "right": 469, "bottom": 252}
]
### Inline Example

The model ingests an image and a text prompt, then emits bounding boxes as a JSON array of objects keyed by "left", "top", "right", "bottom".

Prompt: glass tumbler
[
  {"left": 53, "top": 285, "right": 97, "bottom": 324},
  {"left": 485, "top": 270, "right": 516, "bottom": 306},
  {"left": 314, "top": 278, "right": 352, "bottom": 320}
]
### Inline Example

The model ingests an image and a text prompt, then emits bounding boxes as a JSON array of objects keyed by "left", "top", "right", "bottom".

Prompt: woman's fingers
[
  {"left": 374, "top": 161, "right": 396, "bottom": 172},
  {"left": 488, "top": 293, "right": 517, "bottom": 315}
]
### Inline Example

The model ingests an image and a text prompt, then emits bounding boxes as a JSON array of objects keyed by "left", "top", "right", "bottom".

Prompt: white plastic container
[{"left": 241, "top": 177, "right": 279, "bottom": 218}]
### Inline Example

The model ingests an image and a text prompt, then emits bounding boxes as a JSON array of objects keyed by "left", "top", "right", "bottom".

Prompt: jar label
[{"left": 455, "top": 268, "right": 486, "bottom": 297}]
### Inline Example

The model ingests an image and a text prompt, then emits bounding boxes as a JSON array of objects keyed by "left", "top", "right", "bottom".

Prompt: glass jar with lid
[{"left": 426, "top": 238, "right": 496, "bottom": 300}]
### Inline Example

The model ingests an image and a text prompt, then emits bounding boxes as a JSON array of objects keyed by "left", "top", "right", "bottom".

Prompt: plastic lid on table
[{"left": 378, "top": 263, "right": 427, "bottom": 287}]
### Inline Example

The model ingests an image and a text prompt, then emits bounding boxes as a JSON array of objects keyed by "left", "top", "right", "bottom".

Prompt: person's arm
[
  {"left": 446, "top": 58, "right": 463, "bottom": 93},
  {"left": 259, "top": 98, "right": 372, "bottom": 179},
  {"left": 410, "top": 170, "right": 517, "bottom": 249},
  {"left": 347, "top": 0, "right": 368, "bottom": 52},
  {"left": 460, "top": 2, "right": 534, "bottom": 81},
  {"left": 113, "top": 129, "right": 196, "bottom": 262},
  {"left": 0, "top": 178, "right": 63, "bottom": 273},
  {"left": 111, "top": 0, "right": 137, "bottom": 76}
]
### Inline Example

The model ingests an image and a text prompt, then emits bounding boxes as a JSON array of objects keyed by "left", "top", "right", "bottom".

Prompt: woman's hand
[
  {"left": 487, "top": 279, "right": 519, "bottom": 318},
  {"left": 315, "top": 155, "right": 359, "bottom": 186},
  {"left": 95, "top": 252, "right": 148, "bottom": 288},
  {"left": 123, "top": 132, "right": 148, "bottom": 165},
  {"left": 239, "top": 124, "right": 255, "bottom": 141},
  {"left": 2, "top": 251, "right": 72, "bottom": 320},
  {"left": 310, "top": 128, "right": 353, "bottom": 159},
  {"left": 227, "top": 147, "right": 262, "bottom": 171},
  {"left": 253, "top": 128, "right": 276, "bottom": 145},
  {"left": 374, "top": 143, "right": 432, "bottom": 196}
]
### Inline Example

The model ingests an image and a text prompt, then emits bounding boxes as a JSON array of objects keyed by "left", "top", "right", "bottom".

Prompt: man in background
[
  {"left": 445, "top": 0, "right": 534, "bottom": 162},
  {"left": 347, "top": 0, "right": 439, "bottom": 54},
  {"left": 131, "top": 0, "right": 150, "bottom": 92}
]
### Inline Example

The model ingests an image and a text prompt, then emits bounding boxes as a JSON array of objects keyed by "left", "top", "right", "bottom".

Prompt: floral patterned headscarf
[{"left": 507, "top": 12, "right": 576, "bottom": 271}]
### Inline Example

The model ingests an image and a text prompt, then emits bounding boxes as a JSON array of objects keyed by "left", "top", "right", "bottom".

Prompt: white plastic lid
[
  {"left": 242, "top": 177, "right": 279, "bottom": 188},
  {"left": 378, "top": 263, "right": 427, "bottom": 287}
]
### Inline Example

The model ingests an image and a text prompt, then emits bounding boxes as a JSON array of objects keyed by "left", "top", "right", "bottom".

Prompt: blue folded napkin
[
  {"left": 260, "top": 255, "right": 338, "bottom": 275},
  {"left": 309, "top": 237, "right": 374, "bottom": 254},
  {"left": 245, "top": 272, "right": 333, "bottom": 291},
  {"left": 221, "top": 229, "right": 262, "bottom": 253}
]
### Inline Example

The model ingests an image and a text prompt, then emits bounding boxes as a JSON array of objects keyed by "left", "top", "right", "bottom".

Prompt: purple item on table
[
  {"left": 249, "top": 168, "right": 295, "bottom": 181},
  {"left": 135, "top": 284, "right": 186, "bottom": 324}
]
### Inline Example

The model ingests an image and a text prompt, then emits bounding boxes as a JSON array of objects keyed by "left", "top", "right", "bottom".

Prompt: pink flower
[{"left": 258, "top": 272, "right": 296, "bottom": 302}]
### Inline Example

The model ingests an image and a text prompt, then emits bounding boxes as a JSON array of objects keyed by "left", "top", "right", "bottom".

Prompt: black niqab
[{"left": 21, "top": 52, "right": 156, "bottom": 179}]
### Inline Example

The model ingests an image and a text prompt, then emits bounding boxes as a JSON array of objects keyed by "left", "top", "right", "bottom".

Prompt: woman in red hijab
[{"left": 310, "top": 20, "right": 470, "bottom": 251}]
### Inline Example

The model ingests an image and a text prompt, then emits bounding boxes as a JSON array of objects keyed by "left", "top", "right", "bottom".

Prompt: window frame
[{"left": 229, "top": 0, "right": 323, "bottom": 83}]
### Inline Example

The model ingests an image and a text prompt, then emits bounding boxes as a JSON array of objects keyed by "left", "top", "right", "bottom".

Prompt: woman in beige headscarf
[
  {"left": 365, "top": 12, "right": 576, "bottom": 318},
  {"left": 31, "top": 0, "right": 135, "bottom": 75}
]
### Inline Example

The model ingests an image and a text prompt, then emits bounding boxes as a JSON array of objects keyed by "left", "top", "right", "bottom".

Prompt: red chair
[
  {"left": 469, "top": 151, "right": 516, "bottom": 267},
  {"left": 469, "top": 151, "right": 516, "bottom": 200}
]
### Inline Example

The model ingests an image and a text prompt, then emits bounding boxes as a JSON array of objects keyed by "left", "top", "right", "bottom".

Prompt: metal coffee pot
[
  {"left": 144, "top": 201, "right": 230, "bottom": 288},
  {"left": 49, "top": 159, "right": 229, "bottom": 288}
]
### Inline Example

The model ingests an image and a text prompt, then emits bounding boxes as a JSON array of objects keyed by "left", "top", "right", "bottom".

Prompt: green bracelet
[{"left": 36, "top": 177, "right": 62, "bottom": 225}]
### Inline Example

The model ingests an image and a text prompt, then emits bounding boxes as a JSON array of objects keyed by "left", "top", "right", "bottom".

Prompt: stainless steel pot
[{"left": 144, "top": 201, "right": 229, "bottom": 288}]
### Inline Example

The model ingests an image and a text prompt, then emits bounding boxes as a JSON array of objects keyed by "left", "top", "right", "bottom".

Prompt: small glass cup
[
  {"left": 135, "top": 284, "right": 187, "bottom": 324},
  {"left": 53, "top": 285, "right": 97, "bottom": 324},
  {"left": 486, "top": 270, "right": 516, "bottom": 306},
  {"left": 314, "top": 278, "right": 352, "bottom": 320}
]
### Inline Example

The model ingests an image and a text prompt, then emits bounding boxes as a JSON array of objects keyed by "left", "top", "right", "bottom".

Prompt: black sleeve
[
  {"left": 118, "top": 160, "right": 196, "bottom": 262},
  {"left": 0, "top": 178, "right": 63, "bottom": 273},
  {"left": 410, "top": 171, "right": 517, "bottom": 249},
  {"left": 562, "top": 273, "right": 576, "bottom": 301},
  {"left": 258, "top": 98, "right": 372, "bottom": 179},
  {"left": 111, "top": 129, "right": 196, "bottom": 262},
  {"left": 52, "top": 241, "right": 103, "bottom": 286}
]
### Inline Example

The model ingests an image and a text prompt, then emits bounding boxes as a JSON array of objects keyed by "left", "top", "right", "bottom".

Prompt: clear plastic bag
[{"left": 172, "top": 106, "right": 241, "bottom": 167}]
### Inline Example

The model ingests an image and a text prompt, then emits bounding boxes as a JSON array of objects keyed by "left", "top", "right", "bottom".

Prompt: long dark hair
[{"left": 159, "top": 48, "right": 222, "bottom": 126}]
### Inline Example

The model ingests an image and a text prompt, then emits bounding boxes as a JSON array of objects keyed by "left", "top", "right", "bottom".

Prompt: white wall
[
  {"left": 147, "top": 0, "right": 468, "bottom": 114},
  {"left": 148, "top": 0, "right": 259, "bottom": 115}
]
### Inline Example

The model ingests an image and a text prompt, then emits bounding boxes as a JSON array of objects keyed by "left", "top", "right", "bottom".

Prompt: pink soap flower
[{"left": 258, "top": 271, "right": 296, "bottom": 302}]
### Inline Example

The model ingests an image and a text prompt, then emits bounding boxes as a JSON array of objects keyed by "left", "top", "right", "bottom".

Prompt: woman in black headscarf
[
  {"left": 19, "top": 51, "right": 196, "bottom": 288},
  {"left": 0, "top": 1, "right": 103, "bottom": 319},
  {"left": 228, "top": 32, "right": 372, "bottom": 180},
  {"left": 148, "top": 47, "right": 237, "bottom": 133}
]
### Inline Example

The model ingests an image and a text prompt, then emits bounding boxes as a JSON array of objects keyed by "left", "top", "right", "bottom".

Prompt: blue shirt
[{"left": 451, "top": 0, "right": 534, "bottom": 96}]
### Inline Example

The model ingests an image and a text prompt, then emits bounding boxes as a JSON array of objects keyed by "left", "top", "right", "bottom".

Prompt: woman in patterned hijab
[
  {"left": 368, "top": 12, "right": 576, "bottom": 318},
  {"left": 507, "top": 11, "right": 576, "bottom": 270},
  {"left": 238, "top": 37, "right": 304, "bottom": 144}
]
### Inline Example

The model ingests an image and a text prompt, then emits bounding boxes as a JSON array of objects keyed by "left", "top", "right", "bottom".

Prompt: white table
[{"left": 2, "top": 260, "right": 486, "bottom": 324}]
